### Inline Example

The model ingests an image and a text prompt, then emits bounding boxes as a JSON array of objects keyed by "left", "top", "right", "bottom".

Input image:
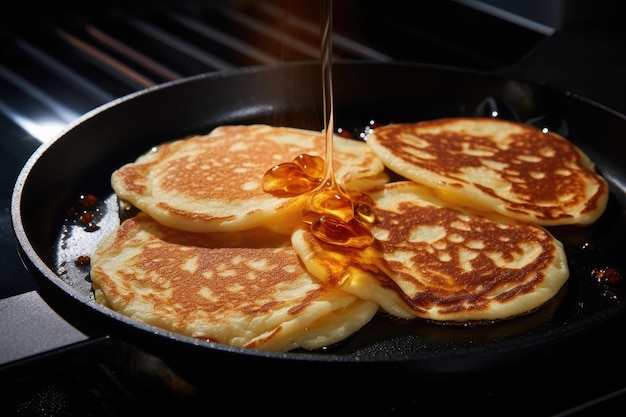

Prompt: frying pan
[{"left": 11, "top": 61, "right": 626, "bottom": 387}]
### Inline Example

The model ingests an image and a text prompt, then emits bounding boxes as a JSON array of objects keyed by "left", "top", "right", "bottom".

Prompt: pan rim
[{"left": 10, "top": 60, "right": 626, "bottom": 372}]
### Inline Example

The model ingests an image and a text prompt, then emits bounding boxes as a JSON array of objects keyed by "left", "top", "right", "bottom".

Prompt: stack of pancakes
[
  {"left": 91, "top": 119, "right": 608, "bottom": 352},
  {"left": 92, "top": 124, "right": 385, "bottom": 352}
]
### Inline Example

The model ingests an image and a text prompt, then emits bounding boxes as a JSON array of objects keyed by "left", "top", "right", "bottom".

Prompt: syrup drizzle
[
  {"left": 300, "top": 0, "right": 374, "bottom": 248},
  {"left": 262, "top": 0, "right": 374, "bottom": 248}
]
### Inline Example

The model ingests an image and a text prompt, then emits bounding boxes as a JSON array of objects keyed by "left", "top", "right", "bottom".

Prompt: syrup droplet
[
  {"left": 350, "top": 190, "right": 376, "bottom": 225},
  {"left": 294, "top": 153, "right": 325, "bottom": 178},
  {"left": 262, "top": 154, "right": 324, "bottom": 196},
  {"left": 301, "top": 181, "right": 354, "bottom": 224},
  {"left": 311, "top": 215, "right": 374, "bottom": 248},
  {"left": 261, "top": 0, "right": 374, "bottom": 249}
]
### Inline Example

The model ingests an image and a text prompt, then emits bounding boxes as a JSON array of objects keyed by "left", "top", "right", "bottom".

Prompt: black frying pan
[{"left": 11, "top": 61, "right": 626, "bottom": 386}]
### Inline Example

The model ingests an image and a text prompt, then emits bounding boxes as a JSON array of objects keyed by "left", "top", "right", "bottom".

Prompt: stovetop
[{"left": 2, "top": 1, "right": 626, "bottom": 415}]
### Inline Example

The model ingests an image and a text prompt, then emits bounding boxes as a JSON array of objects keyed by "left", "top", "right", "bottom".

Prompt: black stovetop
[{"left": 2, "top": 1, "right": 626, "bottom": 415}]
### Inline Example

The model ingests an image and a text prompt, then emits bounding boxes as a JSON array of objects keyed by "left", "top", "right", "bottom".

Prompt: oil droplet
[{"left": 592, "top": 266, "right": 623, "bottom": 286}]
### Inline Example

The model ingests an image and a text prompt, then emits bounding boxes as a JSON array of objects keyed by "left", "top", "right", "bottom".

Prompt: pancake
[
  {"left": 90, "top": 212, "right": 379, "bottom": 352},
  {"left": 292, "top": 181, "right": 570, "bottom": 322},
  {"left": 365, "top": 117, "right": 608, "bottom": 226},
  {"left": 111, "top": 124, "right": 388, "bottom": 234}
]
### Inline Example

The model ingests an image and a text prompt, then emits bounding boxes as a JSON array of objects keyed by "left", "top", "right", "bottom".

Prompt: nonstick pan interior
[{"left": 11, "top": 61, "right": 626, "bottom": 383}]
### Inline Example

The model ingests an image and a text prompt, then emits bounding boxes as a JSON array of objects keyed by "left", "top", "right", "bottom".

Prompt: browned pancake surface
[
  {"left": 366, "top": 117, "right": 608, "bottom": 225},
  {"left": 292, "top": 181, "right": 569, "bottom": 322},
  {"left": 90, "top": 213, "right": 378, "bottom": 352},
  {"left": 112, "top": 124, "right": 387, "bottom": 234}
]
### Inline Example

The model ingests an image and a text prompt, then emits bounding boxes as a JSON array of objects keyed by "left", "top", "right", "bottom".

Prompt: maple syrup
[
  {"left": 262, "top": 154, "right": 324, "bottom": 196},
  {"left": 262, "top": 0, "right": 374, "bottom": 248}
]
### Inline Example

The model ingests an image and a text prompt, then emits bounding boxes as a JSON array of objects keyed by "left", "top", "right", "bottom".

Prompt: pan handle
[{"left": 0, "top": 290, "right": 89, "bottom": 369}]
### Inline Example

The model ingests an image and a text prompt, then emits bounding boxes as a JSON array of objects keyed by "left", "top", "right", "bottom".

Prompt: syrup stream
[
  {"left": 300, "top": 0, "right": 374, "bottom": 248},
  {"left": 302, "top": 0, "right": 353, "bottom": 225},
  {"left": 320, "top": 0, "right": 336, "bottom": 188},
  {"left": 261, "top": 0, "right": 374, "bottom": 247}
]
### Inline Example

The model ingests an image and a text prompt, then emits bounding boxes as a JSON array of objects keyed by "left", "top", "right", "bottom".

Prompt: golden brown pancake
[
  {"left": 365, "top": 117, "right": 608, "bottom": 226},
  {"left": 292, "top": 181, "right": 570, "bottom": 322},
  {"left": 90, "top": 213, "right": 379, "bottom": 352},
  {"left": 111, "top": 124, "right": 388, "bottom": 234}
]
